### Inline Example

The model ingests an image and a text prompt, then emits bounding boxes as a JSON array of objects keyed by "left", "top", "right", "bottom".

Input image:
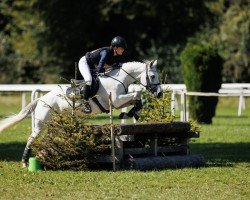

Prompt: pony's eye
[{"left": 151, "top": 75, "right": 155, "bottom": 79}]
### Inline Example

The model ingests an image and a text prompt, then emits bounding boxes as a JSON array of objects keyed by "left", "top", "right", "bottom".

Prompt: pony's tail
[{"left": 0, "top": 98, "right": 39, "bottom": 133}]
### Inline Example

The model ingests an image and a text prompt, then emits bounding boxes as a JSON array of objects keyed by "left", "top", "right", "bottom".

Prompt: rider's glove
[
  {"left": 112, "top": 63, "right": 122, "bottom": 68},
  {"left": 93, "top": 71, "right": 99, "bottom": 77},
  {"left": 98, "top": 72, "right": 105, "bottom": 77}
]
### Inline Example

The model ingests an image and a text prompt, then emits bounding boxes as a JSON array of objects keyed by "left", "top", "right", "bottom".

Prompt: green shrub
[
  {"left": 180, "top": 43, "right": 223, "bottom": 124},
  {"left": 32, "top": 110, "right": 121, "bottom": 170},
  {"left": 139, "top": 90, "right": 200, "bottom": 133},
  {"left": 138, "top": 90, "right": 174, "bottom": 123}
]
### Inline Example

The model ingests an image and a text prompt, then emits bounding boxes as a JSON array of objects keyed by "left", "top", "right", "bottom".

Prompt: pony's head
[{"left": 141, "top": 60, "right": 162, "bottom": 98}]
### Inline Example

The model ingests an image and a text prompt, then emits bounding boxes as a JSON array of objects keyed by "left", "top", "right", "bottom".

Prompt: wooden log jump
[
  {"left": 97, "top": 122, "right": 204, "bottom": 170},
  {"left": 118, "top": 122, "right": 199, "bottom": 138}
]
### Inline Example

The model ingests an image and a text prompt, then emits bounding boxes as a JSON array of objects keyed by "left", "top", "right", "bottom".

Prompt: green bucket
[{"left": 28, "top": 157, "right": 42, "bottom": 172}]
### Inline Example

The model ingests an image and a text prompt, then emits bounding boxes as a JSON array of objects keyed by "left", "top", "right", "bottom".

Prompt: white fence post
[
  {"left": 180, "top": 91, "right": 187, "bottom": 122},
  {"left": 171, "top": 91, "right": 176, "bottom": 116},
  {"left": 21, "top": 92, "right": 26, "bottom": 109},
  {"left": 238, "top": 90, "right": 243, "bottom": 116}
]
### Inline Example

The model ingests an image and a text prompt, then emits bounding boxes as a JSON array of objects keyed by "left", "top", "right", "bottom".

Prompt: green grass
[{"left": 0, "top": 94, "right": 249, "bottom": 200}]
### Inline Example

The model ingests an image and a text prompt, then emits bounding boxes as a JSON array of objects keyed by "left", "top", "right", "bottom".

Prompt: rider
[{"left": 78, "top": 36, "right": 127, "bottom": 113}]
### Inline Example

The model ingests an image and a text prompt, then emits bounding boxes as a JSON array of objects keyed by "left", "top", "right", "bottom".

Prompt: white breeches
[{"left": 78, "top": 56, "right": 92, "bottom": 86}]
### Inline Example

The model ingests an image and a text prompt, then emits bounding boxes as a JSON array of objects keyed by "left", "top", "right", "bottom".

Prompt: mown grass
[{"left": 0, "top": 94, "right": 249, "bottom": 200}]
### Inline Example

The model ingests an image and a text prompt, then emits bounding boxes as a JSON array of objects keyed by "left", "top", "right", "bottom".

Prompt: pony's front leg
[
  {"left": 119, "top": 99, "right": 143, "bottom": 120},
  {"left": 113, "top": 91, "right": 141, "bottom": 108}
]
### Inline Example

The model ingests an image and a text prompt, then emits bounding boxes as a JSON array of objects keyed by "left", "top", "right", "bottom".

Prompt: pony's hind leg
[
  {"left": 21, "top": 124, "right": 42, "bottom": 168},
  {"left": 21, "top": 135, "right": 34, "bottom": 168}
]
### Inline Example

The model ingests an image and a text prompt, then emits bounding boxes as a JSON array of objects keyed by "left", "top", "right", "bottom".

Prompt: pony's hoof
[
  {"left": 119, "top": 112, "right": 128, "bottom": 119},
  {"left": 21, "top": 161, "right": 28, "bottom": 168},
  {"left": 133, "top": 112, "right": 140, "bottom": 121}
]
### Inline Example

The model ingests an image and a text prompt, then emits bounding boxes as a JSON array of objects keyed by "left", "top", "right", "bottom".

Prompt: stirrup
[{"left": 83, "top": 101, "right": 92, "bottom": 113}]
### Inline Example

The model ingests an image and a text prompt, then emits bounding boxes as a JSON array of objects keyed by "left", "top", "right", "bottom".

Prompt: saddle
[{"left": 66, "top": 77, "right": 100, "bottom": 100}]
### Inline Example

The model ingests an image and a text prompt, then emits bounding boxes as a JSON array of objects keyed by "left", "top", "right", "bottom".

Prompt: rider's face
[{"left": 114, "top": 47, "right": 125, "bottom": 56}]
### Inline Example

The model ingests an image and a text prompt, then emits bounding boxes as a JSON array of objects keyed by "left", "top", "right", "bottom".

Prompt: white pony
[{"left": 0, "top": 60, "right": 162, "bottom": 167}]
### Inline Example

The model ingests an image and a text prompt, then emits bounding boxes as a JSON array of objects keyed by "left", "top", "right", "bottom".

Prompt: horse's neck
[
  {"left": 120, "top": 62, "right": 145, "bottom": 83},
  {"left": 99, "top": 62, "right": 145, "bottom": 90}
]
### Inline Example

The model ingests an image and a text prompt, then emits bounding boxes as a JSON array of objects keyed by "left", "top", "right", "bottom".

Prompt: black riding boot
[{"left": 83, "top": 85, "right": 92, "bottom": 113}]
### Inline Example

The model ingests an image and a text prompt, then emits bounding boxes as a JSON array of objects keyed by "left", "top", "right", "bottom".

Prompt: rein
[{"left": 120, "top": 68, "right": 147, "bottom": 88}]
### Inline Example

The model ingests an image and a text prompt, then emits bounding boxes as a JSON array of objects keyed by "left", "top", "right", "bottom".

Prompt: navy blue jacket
[{"left": 85, "top": 47, "right": 115, "bottom": 73}]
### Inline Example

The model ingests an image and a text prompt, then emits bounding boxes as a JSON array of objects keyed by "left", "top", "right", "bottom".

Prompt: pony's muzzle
[
  {"left": 156, "top": 91, "right": 163, "bottom": 98},
  {"left": 153, "top": 85, "right": 163, "bottom": 98}
]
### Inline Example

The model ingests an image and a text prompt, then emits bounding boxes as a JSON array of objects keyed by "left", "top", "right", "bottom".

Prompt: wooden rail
[{"left": 0, "top": 83, "right": 249, "bottom": 117}]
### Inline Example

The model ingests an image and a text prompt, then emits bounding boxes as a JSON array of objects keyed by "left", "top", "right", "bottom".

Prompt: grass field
[{"left": 0, "top": 94, "right": 249, "bottom": 200}]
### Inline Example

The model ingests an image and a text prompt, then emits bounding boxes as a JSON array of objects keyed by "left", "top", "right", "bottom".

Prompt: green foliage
[
  {"left": 32, "top": 110, "right": 119, "bottom": 170},
  {"left": 0, "top": 0, "right": 63, "bottom": 83},
  {"left": 3, "top": 0, "right": 249, "bottom": 83},
  {"left": 139, "top": 90, "right": 200, "bottom": 133},
  {"left": 0, "top": 33, "right": 19, "bottom": 83},
  {"left": 193, "top": 0, "right": 250, "bottom": 82},
  {"left": 218, "top": 2, "right": 250, "bottom": 82},
  {"left": 0, "top": 0, "right": 212, "bottom": 83},
  {"left": 181, "top": 43, "right": 223, "bottom": 124},
  {"left": 189, "top": 119, "right": 201, "bottom": 134},
  {"left": 138, "top": 90, "right": 174, "bottom": 123},
  {"left": 138, "top": 41, "right": 184, "bottom": 83}
]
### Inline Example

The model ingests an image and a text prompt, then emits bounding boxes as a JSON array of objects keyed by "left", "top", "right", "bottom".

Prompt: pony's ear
[{"left": 149, "top": 60, "right": 157, "bottom": 67}]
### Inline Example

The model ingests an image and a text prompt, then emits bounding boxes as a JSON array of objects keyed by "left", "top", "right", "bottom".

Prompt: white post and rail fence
[{"left": 0, "top": 83, "right": 250, "bottom": 121}]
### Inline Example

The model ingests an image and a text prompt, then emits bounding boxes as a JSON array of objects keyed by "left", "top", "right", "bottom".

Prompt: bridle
[{"left": 144, "top": 64, "right": 161, "bottom": 94}]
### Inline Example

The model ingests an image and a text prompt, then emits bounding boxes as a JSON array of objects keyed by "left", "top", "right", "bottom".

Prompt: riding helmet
[{"left": 111, "top": 36, "right": 127, "bottom": 49}]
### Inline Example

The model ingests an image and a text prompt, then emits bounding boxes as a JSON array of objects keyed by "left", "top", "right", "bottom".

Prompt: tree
[
  {"left": 181, "top": 43, "right": 223, "bottom": 124},
  {"left": 0, "top": 0, "right": 214, "bottom": 83},
  {"left": 197, "top": 0, "right": 250, "bottom": 82},
  {"left": 217, "top": 1, "right": 250, "bottom": 82},
  {"left": 0, "top": 0, "right": 62, "bottom": 83},
  {"left": 34, "top": 0, "right": 212, "bottom": 81}
]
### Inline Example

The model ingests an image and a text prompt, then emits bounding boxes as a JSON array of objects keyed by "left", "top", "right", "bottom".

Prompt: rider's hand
[
  {"left": 93, "top": 72, "right": 99, "bottom": 77},
  {"left": 112, "top": 63, "right": 122, "bottom": 68},
  {"left": 99, "top": 72, "right": 105, "bottom": 77}
]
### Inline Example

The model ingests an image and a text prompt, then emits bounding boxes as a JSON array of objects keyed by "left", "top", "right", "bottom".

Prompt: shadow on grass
[
  {"left": 190, "top": 142, "right": 250, "bottom": 167},
  {"left": 0, "top": 142, "right": 26, "bottom": 161},
  {"left": 215, "top": 115, "right": 249, "bottom": 119},
  {"left": 1, "top": 141, "right": 249, "bottom": 169}
]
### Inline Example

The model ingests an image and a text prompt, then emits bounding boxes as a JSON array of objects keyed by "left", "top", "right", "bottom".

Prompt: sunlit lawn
[{"left": 0, "top": 93, "right": 249, "bottom": 199}]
